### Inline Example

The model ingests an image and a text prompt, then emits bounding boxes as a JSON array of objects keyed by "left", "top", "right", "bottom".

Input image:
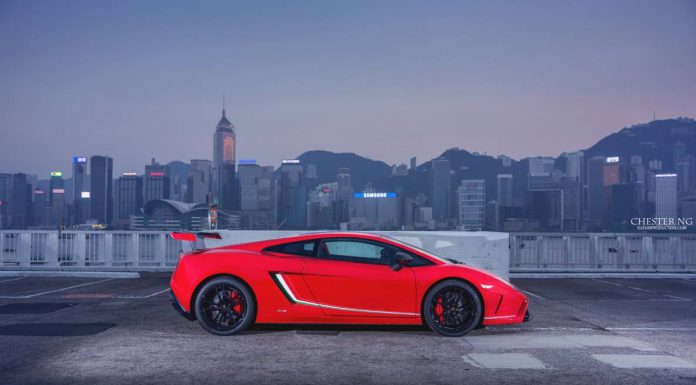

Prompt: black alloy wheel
[
  {"left": 194, "top": 277, "right": 255, "bottom": 336},
  {"left": 423, "top": 280, "right": 482, "bottom": 337}
]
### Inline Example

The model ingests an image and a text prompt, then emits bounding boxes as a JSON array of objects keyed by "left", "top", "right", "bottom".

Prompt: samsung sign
[
  {"left": 73, "top": 156, "right": 87, "bottom": 164},
  {"left": 354, "top": 192, "right": 397, "bottom": 198}
]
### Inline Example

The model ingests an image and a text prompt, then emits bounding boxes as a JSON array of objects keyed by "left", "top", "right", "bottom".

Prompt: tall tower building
[
  {"left": 336, "top": 167, "right": 353, "bottom": 224},
  {"left": 430, "top": 157, "right": 452, "bottom": 222},
  {"left": 10, "top": 174, "right": 32, "bottom": 229},
  {"left": 115, "top": 172, "right": 143, "bottom": 227},
  {"left": 90, "top": 155, "right": 114, "bottom": 225},
  {"left": 496, "top": 174, "right": 513, "bottom": 229},
  {"left": 458, "top": 179, "right": 485, "bottom": 231},
  {"left": 212, "top": 101, "right": 236, "bottom": 210},
  {"left": 49, "top": 171, "right": 66, "bottom": 227},
  {"left": 72, "top": 156, "right": 88, "bottom": 225},
  {"left": 0, "top": 173, "right": 11, "bottom": 229},
  {"left": 655, "top": 174, "right": 678, "bottom": 219},
  {"left": 144, "top": 159, "right": 170, "bottom": 203},
  {"left": 587, "top": 156, "right": 605, "bottom": 228},
  {"left": 564, "top": 151, "right": 584, "bottom": 182},
  {"left": 187, "top": 160, "right": 212, "bottom": 204},
  {"left": 278, "top": 160, "right": 306, "bottom": 229}
]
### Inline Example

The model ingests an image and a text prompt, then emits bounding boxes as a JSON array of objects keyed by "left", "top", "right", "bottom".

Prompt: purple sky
[{"left": 1, "top": 0, "right": 695, "bottom": 177}]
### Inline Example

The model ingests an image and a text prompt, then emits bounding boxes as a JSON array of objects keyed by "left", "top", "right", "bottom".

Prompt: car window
[
  {"left": 319, "top": 239, "right": 397, "bottom": 265},
  {"left": 264, "top": 241, "right": 316, "bottom": 257}
]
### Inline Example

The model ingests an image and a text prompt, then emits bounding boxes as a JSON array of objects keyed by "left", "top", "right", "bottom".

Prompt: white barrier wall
[{"left": 207, "top": 230, "right": 511, "bottom": 280}]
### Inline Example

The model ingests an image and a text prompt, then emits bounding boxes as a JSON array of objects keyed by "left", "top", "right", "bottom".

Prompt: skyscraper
[
  {"left": 458, "top": 179, "right": 485, "bottom": 231},
  {"left": 336, "top": 167, "right": 353, "bottom": 224},
  {"left": 72, "top": 156, "right": 88, "bottom": 225},
  {"left": 32, "top": 188, "right": 46, "bottom": 227},
  {"left": 655, "top": 174, "right": 678, "bottom": 219},
  {"left": 278, "top": 160, "right": 306, "bottom": 229},
  {"left": 186, "top": 159, "right": 212, "bottom": 204},
  {"left": 602, "top": 157, "right": 622, "bottom": 226},
  {"left": 144, "top": 159, "right": 170, "bottom": 203},
  {"left": 0, "top": 173, "right": 11, "bottom": 228},
  {"left": 212, "top": 104, "right": 236, "bottom": 210},
  {"left": 115, "top": 172, "right": 143, "bottom": 227},
  {"left": 431, "top": 157, "right": 452, "bottom": 222},
  {"left": 497, "top": 174, "right": 513, "bottom": 206},
  {"left": 49, "top": 171, "right": 64, "bottom": 203},
  {"left": 90, "top": 155, "right": 114, "bottom": 225},
  {"left": 238, "top": 162, "right": 274, "bottom": 211},
  {"left": 564, "top": 151, "right": 584, "bottom": 181},
  {"left": 587, "top": 156, "right": 605, "bottom": 229},
  {"left": 10, "top": 174, "right": 31, "bottom": 229},
  {"left": 49, "top": 171, "right": 66, "bottom": 226},
  {"left": 496, "top": 174, "right": 513, "bottom": 229}
]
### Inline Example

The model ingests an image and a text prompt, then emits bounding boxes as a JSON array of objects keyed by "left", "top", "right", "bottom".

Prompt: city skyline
[
  {"left": 3, "top": 116, "right": 695, "bottom": 232},
  {"left": 1, "top": 1, "right": 695, "bottom": 177},
  {"left": 1, "top": 113, "right": 694, "bottom": 180}
]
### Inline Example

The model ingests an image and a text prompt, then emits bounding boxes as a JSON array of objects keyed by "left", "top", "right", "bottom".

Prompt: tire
[
  {"left": 193, "top": 276, "right": 255, "bottom": 336},
  {"left": 423, "top": 279, "right": 482, "bottom": 337}
]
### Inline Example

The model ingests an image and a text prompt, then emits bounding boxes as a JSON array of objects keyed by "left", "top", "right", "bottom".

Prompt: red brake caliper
[
  {"left": 230, "top": 290, "right": 243, "bottom": 313},
  {"left": 434, "top": 296, "right": 444, "bottom": 323}
]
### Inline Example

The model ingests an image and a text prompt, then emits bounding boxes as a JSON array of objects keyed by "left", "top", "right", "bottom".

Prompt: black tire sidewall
[
  {"left": 423, "top": 279, "right": 482, "bottom": 337},
  {"left": 194, "top": 277, "right": 255, "bottom": 336}
]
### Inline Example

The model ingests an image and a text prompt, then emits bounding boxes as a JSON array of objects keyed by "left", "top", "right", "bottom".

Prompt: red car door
[{"left": 300, "top": 238, "right": 418, "bottom": 317}]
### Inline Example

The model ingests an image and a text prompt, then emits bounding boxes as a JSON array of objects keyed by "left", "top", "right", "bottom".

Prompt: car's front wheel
[
  {"left": 423, "top": 280, "right": 482, "bottom": 337},
  {"left": 194, "top": 276, "right": 255, "bottom": 336}
]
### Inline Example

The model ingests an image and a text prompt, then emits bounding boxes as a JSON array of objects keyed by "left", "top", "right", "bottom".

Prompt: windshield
[{"left": 378, "top": 234, "right": 451, "bottom": 264}]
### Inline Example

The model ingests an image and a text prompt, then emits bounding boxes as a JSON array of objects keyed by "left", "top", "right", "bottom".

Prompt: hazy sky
[{"left": 1, "top": 0, "right": 695, "bottom": 177}]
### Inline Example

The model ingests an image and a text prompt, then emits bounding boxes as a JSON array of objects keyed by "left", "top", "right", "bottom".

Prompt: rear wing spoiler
[{"left": 170, "top": 232, "right": 222, "bottom": 253}]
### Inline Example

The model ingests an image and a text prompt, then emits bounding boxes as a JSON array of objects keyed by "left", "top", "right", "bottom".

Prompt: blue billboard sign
[{"left": 353, "top": 192, "right": 397, "bottom": 198}]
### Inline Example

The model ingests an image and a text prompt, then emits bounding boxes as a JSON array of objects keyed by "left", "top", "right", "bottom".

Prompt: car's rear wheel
[
  {"left": 194, "top": 277, "right": 255, "bottom": 336},
  {"left": 423, "top": 280, "right": 482, "bottom": 337}
]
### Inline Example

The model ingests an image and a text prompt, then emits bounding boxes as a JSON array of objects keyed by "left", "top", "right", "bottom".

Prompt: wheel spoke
[
  {"left": 199, "top": 282, "right": 248, "bottom": 332},
  {"left": 430, "top": 286, "right": 477, "bottom": 333}
]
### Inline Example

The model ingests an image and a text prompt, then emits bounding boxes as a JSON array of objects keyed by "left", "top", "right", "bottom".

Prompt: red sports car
[{"left": 169, "top": 232, "right": 530, "bottom": 336}]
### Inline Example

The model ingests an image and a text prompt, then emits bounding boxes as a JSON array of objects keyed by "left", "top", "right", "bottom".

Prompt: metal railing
[
  {"left": 0, "top": 231, "right": 183, "bottom": 270},
  {"left": 510, "top": 233, "right": 696, "bottom": 271},
  {"left": 3, "top": 230, "right": 695, "bottom": 273}
]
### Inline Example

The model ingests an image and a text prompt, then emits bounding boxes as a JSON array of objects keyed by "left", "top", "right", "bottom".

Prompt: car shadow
[{"left": 245, "top": 323, "right": 433, "bottom": 335}]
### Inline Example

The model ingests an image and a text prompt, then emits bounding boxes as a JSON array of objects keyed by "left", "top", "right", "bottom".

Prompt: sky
[{"left": 1, "top": 0, "right": 695, "bottom": 177}]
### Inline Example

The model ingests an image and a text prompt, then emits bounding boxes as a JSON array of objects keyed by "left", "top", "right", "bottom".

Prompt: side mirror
[{"left": 391, "top": 252, "right": 413, "bottom": 272}]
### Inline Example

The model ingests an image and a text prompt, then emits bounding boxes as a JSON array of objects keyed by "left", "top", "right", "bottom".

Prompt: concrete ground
[{"left": 0, "top": 275, "right": 695, "bottom": 385}]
